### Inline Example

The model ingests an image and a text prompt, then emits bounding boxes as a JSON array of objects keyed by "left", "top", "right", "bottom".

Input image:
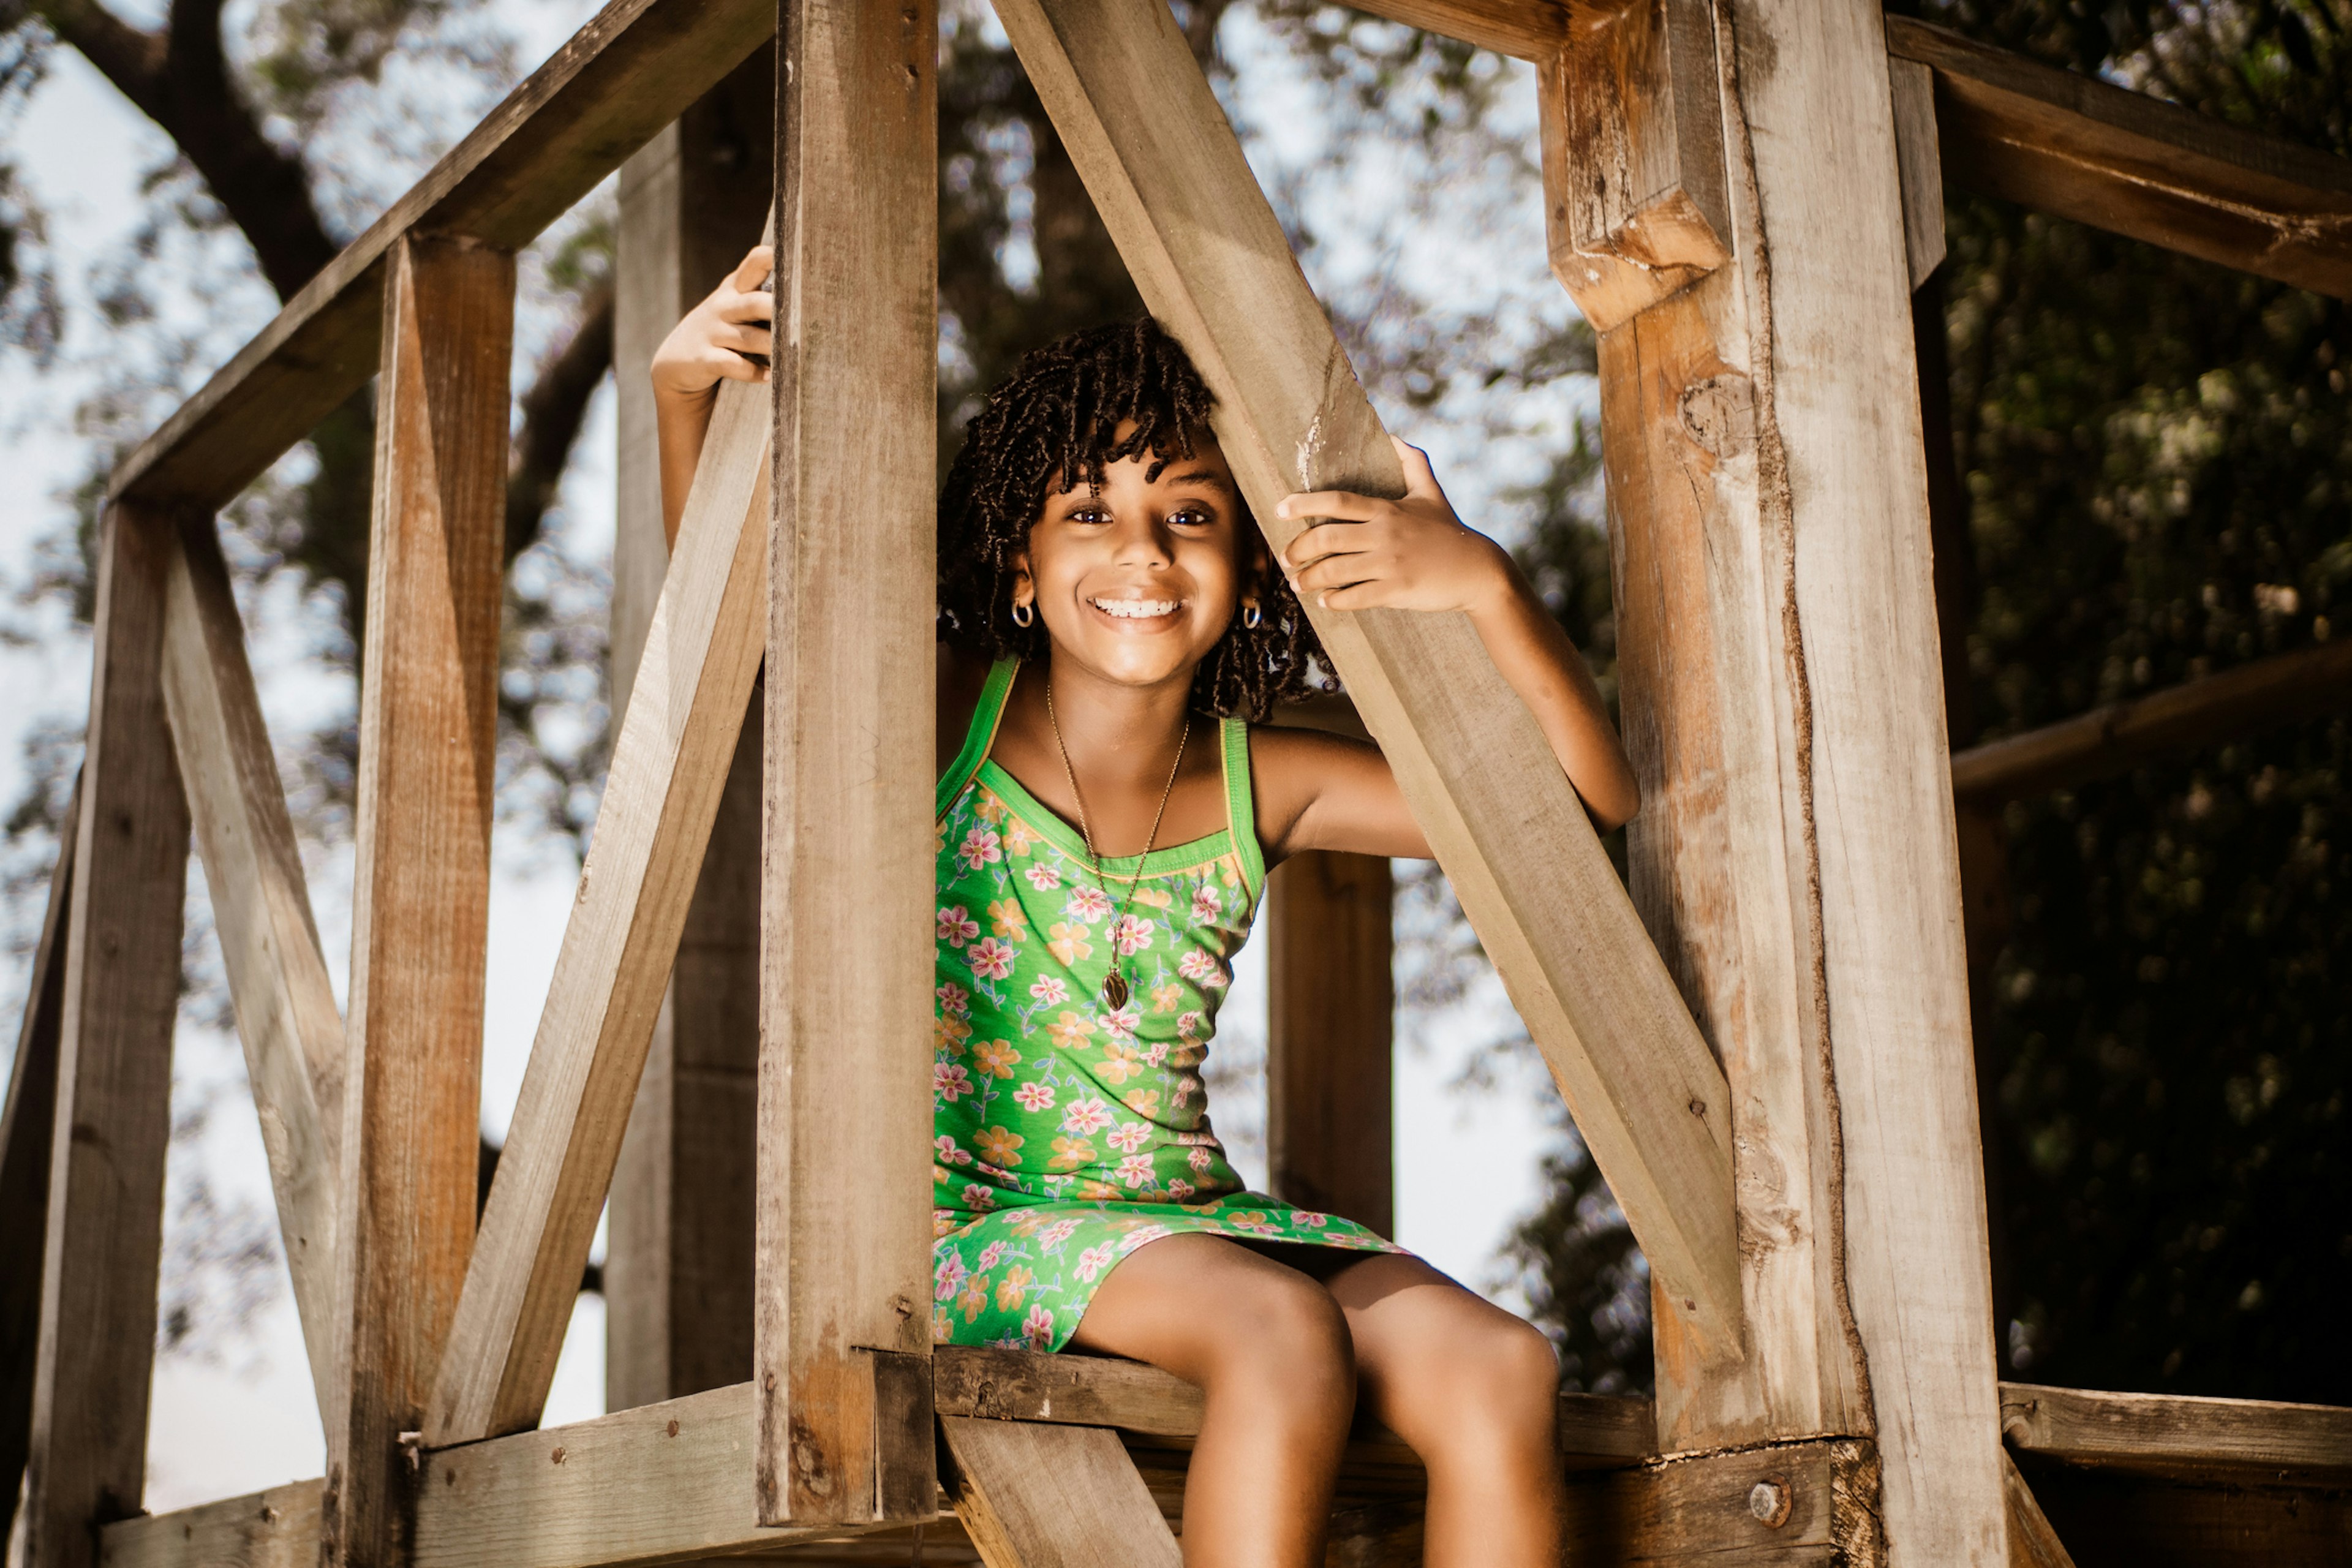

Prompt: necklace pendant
[{"left": 1101, "top": 970, "right": 1129, "bottom": 1011}]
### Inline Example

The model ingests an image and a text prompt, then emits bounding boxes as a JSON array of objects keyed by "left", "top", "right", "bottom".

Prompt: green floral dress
[{"left": 931, "top": 658, "right": 1400, "bottom": 1350}]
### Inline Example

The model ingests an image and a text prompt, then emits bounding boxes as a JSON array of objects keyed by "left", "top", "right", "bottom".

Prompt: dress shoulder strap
[
  {"left": 1219, "top": 714, "right": 1267, "bottom": 905},
  {"left": 936, "top": 657, "right": 1017, "bottom": 821}
]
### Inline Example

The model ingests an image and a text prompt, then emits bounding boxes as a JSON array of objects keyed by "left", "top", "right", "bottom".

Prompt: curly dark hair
[{"left": 937, "top": 317, "right": 1329, "bottom": 720}]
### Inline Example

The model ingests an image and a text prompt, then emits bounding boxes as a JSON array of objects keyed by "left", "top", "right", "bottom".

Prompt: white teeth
[{"left": 1091, "top": 597, "right": 1180, "bottom": 619}]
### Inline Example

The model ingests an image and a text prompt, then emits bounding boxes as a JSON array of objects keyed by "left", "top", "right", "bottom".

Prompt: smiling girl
[{"left": 654, "top": 248, "right": 1638, "bottom": 1568}]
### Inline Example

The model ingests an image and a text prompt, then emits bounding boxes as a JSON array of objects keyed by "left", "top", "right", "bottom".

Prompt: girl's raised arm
[
  {"left": 1262, "top": 437, "right": 1638, "bottom": 859},
  {"left": 649, "top": 245, "right": 775, "bottom": 546}
]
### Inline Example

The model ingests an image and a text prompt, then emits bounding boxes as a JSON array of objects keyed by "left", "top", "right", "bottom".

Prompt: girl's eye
[{"left": 1169, "top": 507, "right": 1212, "bottom": 528}]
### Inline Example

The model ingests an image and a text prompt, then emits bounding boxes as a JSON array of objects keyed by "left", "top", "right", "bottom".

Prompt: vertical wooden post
[
  {"left": 22, "top": 504, "right": 190, "bottom": 1568},
  {"left": 755, "top": 0, "right": 937, "bottom": 1526},
  {"left": 323, "top": 233, "right": 512, "bottom": 1568},
  {"left": 1554, "top": 0, "right": 2005, "bottom": 1559},
  {"left": 1265, "top": 851, "right": 1394, "bottom": 1235},
  {"left": 607, "top": 48, "right": 773, "bottom": 1413},
  {"left": 0, "top": 780, "right": 77, "bottom": 1549}
]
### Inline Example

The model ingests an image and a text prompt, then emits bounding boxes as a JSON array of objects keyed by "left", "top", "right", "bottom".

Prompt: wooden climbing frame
[{"left": 3, "top": 0, "right": 2349, "bottom": 1564}]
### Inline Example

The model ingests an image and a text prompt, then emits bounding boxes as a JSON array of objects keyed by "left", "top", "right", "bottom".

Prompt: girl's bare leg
[
  {"left": 1325, "top": 1253, "right": 1566, "bottom": 1568},
  {"left": 1068, "top": 1232, "right": 1355, "bottom": 1567}
]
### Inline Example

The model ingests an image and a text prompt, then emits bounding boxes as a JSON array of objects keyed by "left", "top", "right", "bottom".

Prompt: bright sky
[{"left": 0, "top": 0, "right": 1585, "bottom": 1518}]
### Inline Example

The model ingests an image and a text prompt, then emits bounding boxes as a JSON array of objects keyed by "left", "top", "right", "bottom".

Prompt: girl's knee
[
  {"left": 1419, "top": 1314, "right": 1560, "bottom": 1453},
  {"left": 1208, "top": 1268, "right": 1355, "bottom": 1408}
]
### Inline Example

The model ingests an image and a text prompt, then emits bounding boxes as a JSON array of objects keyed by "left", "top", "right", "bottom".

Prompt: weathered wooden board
[
  {"left": 1951, "top": 638, "right": 2352, "bottom": 804},
  {"left": 325, "top": 234, "right": 511, "bottom": 1568},
  {"left": 2002, "top": 1382, "right": 2352, "bottom": 1484},
  {"left": 157, "top": 514, "right": 344, "bottom": 1415},
  {"left": 2003, "top": 1450, "right": 2079, "bottom": 1568},
  {"left": 429, "top": 363, "right": 771, "bottom": 1442},
  {"left": 1265, "top": 850, "right": 1394, "bottom": 1235},
  {"left": 1334, "top": 0, "right": 1565, "bottom": 61},
  {"left": 108, "top": 0, "right": 774, "bottom": 512},
  {"left": 100, "top": 1480, "right": 322, "bottom": 1568},
  {"left": 1559, "top": 1436, "right": 1880, "bottom": 1565},
  {"left": 605, "top": 51, "right": 772, "bottom": 1413},
  {"left": 2015, "top": 1458, "right": 2352, "bottom": 1568},
  {"left": 0, "top": 777, "right": 77, "bottom": 1550},
  {"left": 1538, "top": 0, "right": 1729, "bottom": 332},
  {"left": 1890, "top": 55, "right": 1947, "bottom": 288},
  {"left": 942, "top": 1417, "right": 1183, "bottom": 1568},
  {"left": 1888, "top": 15, "right": 2352, "bottom": 299},
  {"left": 992, "top": 0, "right": 1741, "bottom": 1359},
  {"left": 755, "top": 0, "right": 938, "bottom": 1526},
  {"left": 24, "top": 504, "right": 191, "bottom": 1568}
]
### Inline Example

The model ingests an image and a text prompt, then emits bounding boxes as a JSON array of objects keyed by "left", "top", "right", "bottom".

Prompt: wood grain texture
[
  {"left": 325, "top": 235, "right": 512, "bottom": 1568},
  {"left": 429, "top": 365, "right": 772, "bottom": 1442},
  {"left": 24, "top": 503, "right": 190, "bottom": 1568},
  {"left": 2001, "top": 1382, "right": 2352, "bottom": 1483},
  {"left": 1327, "top": 0, "right": 1566, "bottom": 61},
  {"left": 2002, "top": 1450, "right": 2078, "bottom": 1568},
  {"left": 1721, "top": 1, "right": 2003, "bottom": 1555},
  {"left": 942, "top": 1417, "right": 1183, "bottom": 1568},
  {"left": 157, "top": 514, "right": 345, "bottom": 1417},
  {"left": 605, "top": 54, "right": 771, "bottom": 1413},
  {"left": 0, "top": 777, "right": 75, "bottom": 1551},
  {"left": 1539, "top": 0, "right": 1730, "bottom": 332},
  {"left": 100, "top": 1480, "right": 322, "bottom": 1568},
  {"left": 1887, "top": 15, "right": 2352, "bottom": 299},
  {"left": 2010, "top": 1459, "right": 2352, "bottom": 1568},
  {"left": 1557, "top": 1436, "right": 1882, "bottom": 1565},
  {"left": 1951, "top": 637, "right": 2352, "bottom": 804},
  {"left": 1890, "top": 56, "right": 1947, "bottom": 289},
  {"left": 993, "top": 0, "right": 1741, "bottom": 1359},
  {"left": 1265, "top": 850, "right": 1393, "bottom": 1235},
  {"left": 755, "top": 0, "right": 937, "bottom": 1526},
  {"left": 107, "top": 0, "right": 774, "bottom": 513}
]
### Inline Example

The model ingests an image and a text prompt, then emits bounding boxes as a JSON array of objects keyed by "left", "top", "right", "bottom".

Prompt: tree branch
[{"left": 26, "top": 0, "right": 167, "bottom": 123}]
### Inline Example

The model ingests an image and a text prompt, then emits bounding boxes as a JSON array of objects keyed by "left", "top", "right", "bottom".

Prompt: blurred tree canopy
[{"left": 1504, "top": 0, "right": 2352, "bottom": 1406}]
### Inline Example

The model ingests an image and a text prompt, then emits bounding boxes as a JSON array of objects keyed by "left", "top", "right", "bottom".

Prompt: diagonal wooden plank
[
  {"left": 943, "top": 1416, "right": 1182, "bottom": 1568},
  {"left": 988, "top": 0, "right": 1741, "bottom": 1354},
  {"left": 107, "top": 0, "right": 774, "bottom": 513},
  {"left": 0, "top": 775, "right": 78, "bottom": 1551},
  {"left": 753, "top": 0, "right": 938, "bottom": 1526},
  {"left": 325, "top": 233, "right": 513, "bottom": 1568},
  {"left": 157, "top": 514, "right": 345, "bottom": 1422},
  {"left": 1887, "top": 16, "right": 2352, "bottom": 300},
  {"left": 426, "top": 349, "right": 772, "bottom": 1447},
  {"left": 25, "top": 503, "right": 192, "bottom": 1568},
  {"left": 2001, "top": 1450, "right": 2078, "bottom": 1568}
]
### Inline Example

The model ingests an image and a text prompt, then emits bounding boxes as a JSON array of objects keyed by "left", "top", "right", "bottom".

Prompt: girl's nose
[{"left": 1111, "top": 515, "right": 1175, "bottom": 567}]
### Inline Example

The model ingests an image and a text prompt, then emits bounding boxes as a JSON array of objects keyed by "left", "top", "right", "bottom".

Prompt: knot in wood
[
  {"left": 1748, "top": 1475, "right": 1793, "bottom": 1528},
  {"left": 1678, "top": 374, "right": 1756, "bottom": 459}
]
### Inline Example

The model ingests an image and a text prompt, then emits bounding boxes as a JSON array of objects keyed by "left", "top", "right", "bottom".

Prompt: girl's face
[{"left": 1014, "top": 425, "right": 1257, "bottom": 692}]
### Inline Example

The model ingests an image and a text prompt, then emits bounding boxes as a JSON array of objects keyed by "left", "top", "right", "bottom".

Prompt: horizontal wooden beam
[
  {"left": 1887, "top": 15, "right": 2352, "bottom": 299},
  {"left": 1330, "top": 0, "right": 1562, "bottom": 63},
  {"left": 107, "top": 0, "right": 772, "bottom": 512},
  {"left": 994, "top": 0, "right": 1742, "bottom": 1360},
  {"left": 1950, "top": 638, "right": 2352, "bottom": 802},
  {"left": 428, "top": 362, "right": 771, "bottom": 1446},
  {"left": 2001, "top": 1382, "right": 2352, "bottom": 1484}
]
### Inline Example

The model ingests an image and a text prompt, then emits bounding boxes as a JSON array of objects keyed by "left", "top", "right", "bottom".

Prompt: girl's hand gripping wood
[
  {"left": 1276, "top": 437, "right": 1641, "bottom": 831},
  {"left": 649, "top": 244, "right": 775, "bottom": 547}
]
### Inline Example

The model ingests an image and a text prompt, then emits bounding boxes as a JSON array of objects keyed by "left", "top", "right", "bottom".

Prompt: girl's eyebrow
[{"left": 1163, "top": 468, "right": 1231, "bottom": 490}]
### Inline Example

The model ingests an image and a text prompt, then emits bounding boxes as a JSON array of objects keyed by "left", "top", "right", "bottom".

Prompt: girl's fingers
[
  {"left": 709, "top": 351, "right": 766, "bottom": 384},
  {"left": 1282, "top": 520, "right": 1376, "bottom": 571},
  {"left": 712, "top": 323, "right": 774, "bottom": 356},
  {"left": 1313, "top": 579, "right": 1391, "bottom": 611},
  {"left": 728, "top": 244, "right": 776, "bottom": 291},
  {"left": 716, "top": 288, "right": 776, "bottom": 323},
  {"left": 1292, "top": 553, "right": 1389, "bottom": 594},
  {"left": 1275, "top": 488, "right": 1384, "bottom": 524},
  {"left": 1389, "top": 435, "right": 1444, "bottom": 499}
]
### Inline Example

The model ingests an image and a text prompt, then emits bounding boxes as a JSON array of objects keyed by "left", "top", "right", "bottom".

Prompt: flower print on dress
[
  {"left": 974, "top": 791, "right": 1011, "bottom": 825},
  {"left": 995, "top": 1265, "right": 1035, "bottom": 1311},
  {"left": 1046, "top": 922, "right": 1094, "bottom": 965},
  {"left": 1096, "top": 1045, "right": 1145, "bottom": 1087},
  {"left": 1048, "top": 1136, "right": 1095, "bottom": 1172},
  {"left": 1023, "top": 862, "right": 1063, "bottom": 892},
  {"left": 1115, "top": 1153, "right": 1155, "bottom": 1188},
  {"left": 1148, "top": 981, "right": 1183, "bottom": 1014},
  {"left": 974, "top": 1126, "right": 1024, "bottom": 1166},
  {"left": 1046, "top": 1011, "right": 1096, "bottom": 1051},
  {"left": 1098, "top": 1005, "right": 1141, "bottom": 1044},
  {"left": 968, "top": 937, "right": 1017, "bottom": 981},
  {"left": 1118, "top": 1223, "right": 1172, "bottom": 1254},
  {"left": 1074, "top": 1243, "right": 1115, "bottom": 1283},
  {"left": 987, "top": 899, "right": 1028, "bottom": 940},
  {"left": 1105, "top": 1121, "right": 1153, "bottom": 1155},
  {"left": 978, "top": 1240, "right": 1007, "bottom": 1270},
  {"left": 960, "top": 1183, "right": 998, "bottom": 1212},
  {"left": 1060, "top": 1096, "right": 1114, "bottom": 1137},
  {"left": 1028, "top": 975, "right": 1069, "bottom": 1006},
  {"left": 1012, "top": 1081, "right": 1055, "bottom": 1113},
  {"left": 1003, "top": 821, "right": 1041, "bottom": 857},
  {"left": 937, "top": 906, "right": 980, "bottom": 949},
  {"left": 933, "top": 1014, "right": 973, "bottom": 1055},
  {"left": 971, "top": 1039, "right": 1020, "bottom": 1079},
  {"left": 934, "top": 1251, "right": 967, "bottom": 1302},
  {"left": 935, "top": 1135, "right": 974, "bottom": 1167},
  {"left": 1120, "top": 1088, "right": 1161, "bottom": 1118},
  {"left": 937, "top": 981, "right": 971, "bottom": 1017},
  {"left": 1036, "top": 1218, "right": 1082, "bottom": 1251},
  {"left": 1108, "top": 914, "right": 1156, "bottom": 957},
  {"left": 1190, "top": 884, "right": 1222, "bottom": 924},
  {"left": 1178, "top": 950, "right": 1226, "bottom": 986},
  {"left": 959, "top": 1275, "right": 990, "bottom": 1322},
  {"left": 958, "top": 826, "right": 1003, "bottom": 872},
  {"left": 1063, "top": 886, "right": 1113, "bottom": 924},
  {"left": 934, "top": 1063, "right": 974, "bottom": 1102},
  {"left": 1022, "top": 1304, "right": 1055, "bottom": 1348}
]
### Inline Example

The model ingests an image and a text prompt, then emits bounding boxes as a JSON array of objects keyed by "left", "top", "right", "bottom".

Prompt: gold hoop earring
[
  {"left": 1011, "top": 599, "right": 1035, "bottom": 628},
  {"left": 1243, "top": 601, "right": 1263, "bottom": 630}
]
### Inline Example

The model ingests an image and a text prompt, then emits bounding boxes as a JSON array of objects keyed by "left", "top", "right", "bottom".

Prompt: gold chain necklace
[{"left": 1044, "top": 675, "right": 1189, "bottom": 1013}]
